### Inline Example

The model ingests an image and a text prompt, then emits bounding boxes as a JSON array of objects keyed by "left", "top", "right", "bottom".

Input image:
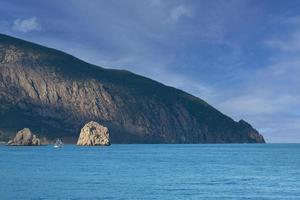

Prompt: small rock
[
  {"left": 77, "top": 121, "right": 110, "bottom": 146},
  {"left": 7, "top": 128, "right": 41, "bottom": 146},
  {"left": 32, "top": 134, "right": 41, "bottom": 145}
]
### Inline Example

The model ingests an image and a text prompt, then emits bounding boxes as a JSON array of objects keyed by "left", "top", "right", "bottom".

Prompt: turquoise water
[{"left": 0, "top": 144, "right": 300, "bottom": 200}]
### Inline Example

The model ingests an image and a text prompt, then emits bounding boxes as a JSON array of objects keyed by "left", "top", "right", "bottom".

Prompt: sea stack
[
  {"left": 7, "top": 128, "right": 41, "bottom": 146},
  {"left": 77, "top": 121, "right": 110, "bottom": 146}
]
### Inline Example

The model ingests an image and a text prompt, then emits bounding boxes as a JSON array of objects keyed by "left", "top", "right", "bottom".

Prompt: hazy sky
[{"left": 1, "top": 0, "right": 300, "bottom": 142}]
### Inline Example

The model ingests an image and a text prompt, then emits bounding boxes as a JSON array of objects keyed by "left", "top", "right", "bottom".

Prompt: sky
[{"left": 0, "top": 0, "right": 300, "bottom": 143}]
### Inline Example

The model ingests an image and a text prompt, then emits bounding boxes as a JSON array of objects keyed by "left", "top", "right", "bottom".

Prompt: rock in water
[
  {"left": 77, "top": 121, "right": 110, "bottom": 146},
  {"left": 7, "top": 128, "right": 41, "bottom": 146},
  {"left": 32, "top": 134, "right": 41, "bottom": 145}
]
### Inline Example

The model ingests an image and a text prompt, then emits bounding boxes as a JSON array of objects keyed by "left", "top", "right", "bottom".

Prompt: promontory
[{"left": 0, "top": 33, "right": 265, "bottom": 144}]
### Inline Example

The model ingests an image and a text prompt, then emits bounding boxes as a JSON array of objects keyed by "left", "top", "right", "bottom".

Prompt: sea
[{"left": 0, "top": 144, "right": 300, "bottom": 200}]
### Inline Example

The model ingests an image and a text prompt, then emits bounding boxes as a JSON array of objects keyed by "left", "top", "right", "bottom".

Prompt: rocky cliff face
[{"left": 0, "top": 34, "right": 265, "bottom": 143}]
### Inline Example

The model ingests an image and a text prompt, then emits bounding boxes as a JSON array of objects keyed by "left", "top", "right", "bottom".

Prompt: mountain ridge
[{"left": 0, "top": 33, "right": 265, "bottom": 143}]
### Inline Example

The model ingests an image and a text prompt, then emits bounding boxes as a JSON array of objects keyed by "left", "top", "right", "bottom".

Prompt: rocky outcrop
[
  {"left": 237, "top": 120, "right": 265, "bottom": 143},
  {"left": 77, "top": 121, "right": 110, "bottom": 146},
  {"left": 0, "top": 34, "right": 265, "bottom": 143},
  {"left": 7, "top": 128, "right": 41, "bottom": 146}
]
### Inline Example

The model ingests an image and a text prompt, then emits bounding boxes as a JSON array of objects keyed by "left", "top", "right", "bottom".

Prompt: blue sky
[{"left": 1, "top": 0, "right": 300, "bottom": 142}]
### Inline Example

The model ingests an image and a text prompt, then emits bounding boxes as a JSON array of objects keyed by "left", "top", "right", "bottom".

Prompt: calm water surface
[{"left": 0, "top": 144, "right": 300, "bottom": 200}]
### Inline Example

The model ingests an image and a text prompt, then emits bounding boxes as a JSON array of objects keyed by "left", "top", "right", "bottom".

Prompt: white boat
[{"left": 53, "top": 138, "right": 64, "bottom": 148}]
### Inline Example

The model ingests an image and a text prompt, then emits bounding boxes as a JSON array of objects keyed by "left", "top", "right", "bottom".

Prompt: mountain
[{"left": 0, "top": 33, "right": 265, "bottom": 143}]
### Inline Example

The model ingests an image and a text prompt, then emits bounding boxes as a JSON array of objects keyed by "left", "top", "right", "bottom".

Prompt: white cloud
[
  {"left": 12, "top": 17, "right": 41, "bottom": 33},
  {"left": 220, "top": 94, "right": 298, "bottom": 116},
  {"left": 265, "top": 16, "right": 300, "bottom": 53},
  {"left": 265, "top": 33, "right": 300, "bottom": 53},
  {"left": 214, "top": 17, "right": 300, "bottom": 142},
  {"left": 170, "top": 5, "right": 192, "bottom": 21}
]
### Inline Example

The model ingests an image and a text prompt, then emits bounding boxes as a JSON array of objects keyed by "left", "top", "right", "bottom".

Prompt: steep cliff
[{"left": 0, "top": 33, "right": 265, "bottom": 143}]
